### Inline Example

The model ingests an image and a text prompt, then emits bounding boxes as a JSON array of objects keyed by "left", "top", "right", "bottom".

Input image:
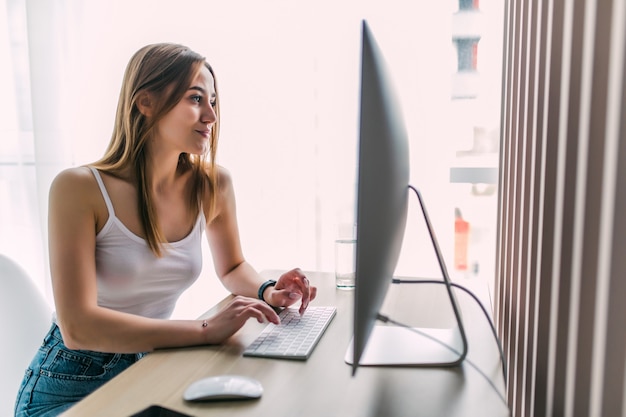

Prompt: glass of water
[{"left": 335, "top": 238, "right": 356, "bottom": 289}]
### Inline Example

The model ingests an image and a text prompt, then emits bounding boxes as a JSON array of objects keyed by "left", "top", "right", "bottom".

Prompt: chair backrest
[{"left": 0, "top": 254, "right": 51, "bottom": 416}]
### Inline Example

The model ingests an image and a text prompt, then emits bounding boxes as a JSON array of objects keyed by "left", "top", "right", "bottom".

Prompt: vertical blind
[{"left": 496, "top": 0, "right": 625, "bottom": 416}]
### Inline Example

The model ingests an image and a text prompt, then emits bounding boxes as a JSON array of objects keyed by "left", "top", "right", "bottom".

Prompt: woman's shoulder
[
  {"left": 215, "top": 165, "right": 233, "bottom": 188},
  {"left": 198, "top": 164, "right": 233, "bottom": 192},
  {"left": 200, "top": 165, "right": 235, "bottom": 222},
  {"left": 51, "top": 165, "right": 95, "bottom": 187},
  {"left": 50, "top": 166, "right": 101, "bottom": 203}
]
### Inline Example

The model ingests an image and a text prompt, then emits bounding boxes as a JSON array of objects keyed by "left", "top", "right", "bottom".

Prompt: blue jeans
[{"left": 14, "top": 324, "right": 145, "bottom": 417}]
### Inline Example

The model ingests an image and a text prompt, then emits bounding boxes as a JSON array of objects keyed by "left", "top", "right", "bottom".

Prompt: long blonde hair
[{"left": 93, "top": 43, "right": 220, "bottom": 256}]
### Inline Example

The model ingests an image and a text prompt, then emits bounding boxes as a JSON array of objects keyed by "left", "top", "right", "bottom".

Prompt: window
[
  {"left": 1, "top": 0, "right": 505, "bottom": 317},
  {"left": 455, "top": 37, "right": 480, "bottom": 72},
  {"left": 459, "top": 0, "right": 479, "bottom": 11}
]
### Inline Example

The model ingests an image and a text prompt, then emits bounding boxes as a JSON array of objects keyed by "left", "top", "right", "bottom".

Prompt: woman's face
[{"left": 153, "top": 65, "right": 217, "bottom": 156}]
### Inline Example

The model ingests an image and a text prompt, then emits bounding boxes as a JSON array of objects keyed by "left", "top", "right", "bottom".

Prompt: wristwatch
[{"left": 257, "top": 279, "right": 277, "bottom": 303}]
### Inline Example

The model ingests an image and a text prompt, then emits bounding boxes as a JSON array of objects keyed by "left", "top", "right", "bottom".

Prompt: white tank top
[{"left": 90, "top": 167, "right": 204, "bottom": 319}]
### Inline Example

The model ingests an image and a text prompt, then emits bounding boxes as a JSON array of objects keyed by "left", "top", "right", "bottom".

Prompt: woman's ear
[{"left": 136, "top": 92, "right": 153, "bottom": 117}]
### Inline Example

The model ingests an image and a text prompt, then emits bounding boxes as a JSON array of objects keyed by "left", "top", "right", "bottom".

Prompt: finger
[
  {"left": 255, "top": 301, "right": 281, "bottom": 324},
  {"left": 277, "top": 269, "right": 307, "bottom": 299},
  {"left": 273, "top": 289, "right": 302, "bottom": 306},
  {"left": 299, "top": 286, "right": 318, "bottom": 316},
  {"left": 232, "top": 297, "right": 280, "bottom": 325},
  {"left": 298, "top": 275, "right": 311, "bottom": 311},
  {"left": 299, "top": 286, "right": 317, "bottom": 315},
  {"left": 246, "top": 303, "right": 280, "bottom": 325}
]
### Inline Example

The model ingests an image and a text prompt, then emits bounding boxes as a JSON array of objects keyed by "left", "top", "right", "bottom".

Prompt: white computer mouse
[{"left": 183, "top": 375, "right": 263, "bottom": 401}]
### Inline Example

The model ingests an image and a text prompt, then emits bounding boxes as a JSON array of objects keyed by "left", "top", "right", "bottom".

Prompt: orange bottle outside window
[{"left": 454, "top": 208, "right": 470, "bottom": 271}]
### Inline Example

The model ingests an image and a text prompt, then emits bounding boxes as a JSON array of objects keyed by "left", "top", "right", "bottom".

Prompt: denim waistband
[{"left": 46, "top": 323, "right": 147, "bottom": 361}]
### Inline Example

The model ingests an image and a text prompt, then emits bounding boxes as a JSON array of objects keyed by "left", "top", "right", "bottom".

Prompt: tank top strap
[{"left": 88, "top": 166, "right": 116, "bottom": 217}]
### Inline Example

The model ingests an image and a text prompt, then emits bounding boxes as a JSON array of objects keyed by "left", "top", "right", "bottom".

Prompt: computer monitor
[{"left": 345, "top": 20, "right": 468, "bottom": 374}]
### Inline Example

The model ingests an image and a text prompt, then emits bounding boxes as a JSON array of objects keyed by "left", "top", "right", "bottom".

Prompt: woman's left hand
[{"left": 265, "top": 268, "right": 317, "bottom": 315}]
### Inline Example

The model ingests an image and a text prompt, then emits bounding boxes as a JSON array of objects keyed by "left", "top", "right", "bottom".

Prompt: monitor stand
[
  {"left": 344, "top": 325, "right": 465, "bottom": 366},
  {"left": 345, "top": 185, "right": 468, "bottom": 368}
]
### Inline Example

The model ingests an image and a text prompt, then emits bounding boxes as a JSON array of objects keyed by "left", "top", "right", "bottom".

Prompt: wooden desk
[{"left": 62, "top": 271, "right": 510, "bottom": 417}]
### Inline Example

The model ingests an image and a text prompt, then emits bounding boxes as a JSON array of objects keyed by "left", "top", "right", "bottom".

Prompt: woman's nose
[{"left": 201, "top": 102, "right": 217, "bottom": 125}]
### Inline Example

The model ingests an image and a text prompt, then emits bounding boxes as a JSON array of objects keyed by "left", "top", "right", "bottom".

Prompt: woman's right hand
[{"left": 202, "top": 296, "right": 280, "bottom": 344}]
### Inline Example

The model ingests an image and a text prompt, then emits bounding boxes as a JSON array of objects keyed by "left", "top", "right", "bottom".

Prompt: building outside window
[{"left": 455, "top": 37, "right": 480, "bottom": 72}]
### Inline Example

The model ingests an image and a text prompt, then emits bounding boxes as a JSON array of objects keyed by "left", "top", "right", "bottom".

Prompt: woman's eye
[
  {"left": 191, "top": 95, "right": 202, "bottom": 103},
  {"left": 210, "top": 101, "right": 217, "bottom": 108}
]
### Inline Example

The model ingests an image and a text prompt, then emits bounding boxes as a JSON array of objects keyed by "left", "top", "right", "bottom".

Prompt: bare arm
[
  {"left": 204, "top": 167, "right": 266, "bottom": 295},
  {"left": 205, "top": 167, "right": 316, "bottom": 313}
]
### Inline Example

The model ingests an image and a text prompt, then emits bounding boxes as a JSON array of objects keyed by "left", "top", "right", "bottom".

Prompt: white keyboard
[{"left": 243, "top": 306, "right": 336, "bottom": 360}]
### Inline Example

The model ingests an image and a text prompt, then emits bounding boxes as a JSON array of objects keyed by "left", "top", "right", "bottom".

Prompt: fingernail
[{"left": 289, "top": 292, "right": 300, "bottom": 299}]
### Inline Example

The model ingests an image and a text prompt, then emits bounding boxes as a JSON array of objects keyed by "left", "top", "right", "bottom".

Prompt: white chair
[{"left": 0, "top": 254, "right": 51, "bottom": 417}]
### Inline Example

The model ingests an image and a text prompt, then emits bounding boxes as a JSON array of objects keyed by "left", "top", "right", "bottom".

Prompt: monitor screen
[
  {"left": 346, "top": 20, "right": 467, "bottom": 374},
  {"left": 348, "top": 20, "right": 410, "bottom": 373}
]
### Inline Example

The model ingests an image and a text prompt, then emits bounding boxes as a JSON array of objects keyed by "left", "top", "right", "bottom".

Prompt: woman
[{"left": 15, "top": 43, "right": 316, "bottom": 416}]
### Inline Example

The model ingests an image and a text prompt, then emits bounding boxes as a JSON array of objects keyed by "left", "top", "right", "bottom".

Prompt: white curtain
[{"left": 1, "top": 0, "right": 493, "bottom": 318}]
